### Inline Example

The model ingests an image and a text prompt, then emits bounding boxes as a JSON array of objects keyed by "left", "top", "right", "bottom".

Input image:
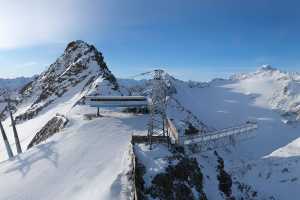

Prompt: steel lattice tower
[{"left": 148, "top": 69, "right": 168, "bottom": 149}]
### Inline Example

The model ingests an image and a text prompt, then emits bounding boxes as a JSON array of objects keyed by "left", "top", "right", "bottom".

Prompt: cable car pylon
[{"left": 147, "top": 69, "right": 168, "bottom": 149}]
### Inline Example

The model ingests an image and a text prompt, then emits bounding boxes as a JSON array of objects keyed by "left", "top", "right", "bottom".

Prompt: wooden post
[
  {"left": 8, "top": 105, "right": 22, "bottom": 154},
  {"left": 0, "top": 120, "right": 14, "bottom": 158}
]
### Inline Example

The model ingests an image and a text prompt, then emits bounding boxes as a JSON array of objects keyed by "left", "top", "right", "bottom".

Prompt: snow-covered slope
[
  {"left": 230, "top": 65, "right": 300, "bottom": 122},
  {"left": 0, "top": 40, "right": 121, "bottom": 160},
  {"left": 170, "top": 66, "right": 300, "bottom": 199},
  {"left": 0, "top": 106, "right": 148, "bottom": 200},
  {"left": 1, "top": 42, "right": 300, "bottom": 200},
  {"left": 0, "top": 41, "right": 139, "bottom": 200}
]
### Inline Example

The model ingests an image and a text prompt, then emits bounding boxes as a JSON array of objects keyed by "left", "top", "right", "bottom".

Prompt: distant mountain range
[{"left": 0, "top": 76, "right": 34, "bottom": 91}]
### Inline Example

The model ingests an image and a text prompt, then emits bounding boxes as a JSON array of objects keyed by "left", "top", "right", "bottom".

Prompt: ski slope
[{"left": 0, "top": 106, "right": 147, "bottom": 200}]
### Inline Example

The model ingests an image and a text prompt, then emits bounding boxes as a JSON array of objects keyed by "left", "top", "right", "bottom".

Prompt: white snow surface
[
  {"left": 134, "top": 144, "right": 173, "bottom": 188},
  {"left": 230, "top": 66, "right": 300, "bottom": 116},
  {"left": 0, "top": 106, "right": 147, "bottom": 200}
]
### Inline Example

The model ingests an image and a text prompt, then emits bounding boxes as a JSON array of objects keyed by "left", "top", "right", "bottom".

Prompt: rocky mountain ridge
[{"left": 15, "top": 40, "right": 120, "bottom": 121}]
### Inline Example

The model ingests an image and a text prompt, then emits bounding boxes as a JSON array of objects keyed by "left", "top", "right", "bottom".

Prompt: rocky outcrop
[
  {"left": 148, "top": 156, "right": 207, "bottom": 200},
  {"left": 214, "top": 151, "right": 234, "bottom": 199},
  {"left": 134, "top": 145, "right": 207, "bottom": 200},
  {"left": 27, "top": 114, "right": 68, "bottom": 149}
]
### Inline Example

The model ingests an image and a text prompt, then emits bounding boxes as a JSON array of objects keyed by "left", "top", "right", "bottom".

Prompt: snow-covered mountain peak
[
  {"left": 231, "top": 65, "right": 284, "bottom": 81},
  {"left": 16, "top": 40, "right": 119, "bottom": 121},
  {"left": 64, "top": 40, "right": 89, "bottom": 52},
  {"left": 258, "top": 64, "right": 277, "bottom": 72},
  {"left": 255, "top": 65, "right": 286, "bottom": 78},
  {"left": 226, "top": 66, "right": 300, "bottom": 122},
  {"left": 40, "top": 40, "right": 117, "bottom": 82}
]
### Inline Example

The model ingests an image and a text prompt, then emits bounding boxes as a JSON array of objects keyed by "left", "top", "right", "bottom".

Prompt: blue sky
[{"left": 0, "top": 0, "right": 300, "bottom": 81}]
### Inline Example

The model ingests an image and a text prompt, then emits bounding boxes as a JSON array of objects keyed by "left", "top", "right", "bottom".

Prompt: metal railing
[{"left": 184, "top": 122, "right": 258, "bottom": 146}]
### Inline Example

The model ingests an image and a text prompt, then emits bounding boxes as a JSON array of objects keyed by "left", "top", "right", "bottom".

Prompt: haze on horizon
[{"left": 0, "top": 0, "right": 300, "bottom": 81}]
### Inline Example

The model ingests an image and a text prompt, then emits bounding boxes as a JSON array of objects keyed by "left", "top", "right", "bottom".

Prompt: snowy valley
[{"left": 0, "top": 41, "right": 300, "bottom": 200}]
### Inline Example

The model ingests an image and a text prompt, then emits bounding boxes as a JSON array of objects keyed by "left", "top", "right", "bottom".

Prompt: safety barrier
[{"left": 184, "top": 122, "right": 258, "bottom": 146}]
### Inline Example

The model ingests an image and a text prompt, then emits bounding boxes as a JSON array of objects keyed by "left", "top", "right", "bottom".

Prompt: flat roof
[{"left": 84, "top": 96, "right": 147, "bottom": 101}]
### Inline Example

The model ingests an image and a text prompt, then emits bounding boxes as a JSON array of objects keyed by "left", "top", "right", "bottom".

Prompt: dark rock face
[
  {"left": 148, "top": 156, "right": 207, "bottom": 200},
  {"left": 214, "top": 151, "right": 260, "bottom": 200},
  {"left": 27, "top": 114, "right": 68, "bottom": 149},
  {"left": 19, "top": 80, "right": 34, "bottom": 96},
  {"left": 134, "top": 148, "right": 207, "bottom": 200},
  {"left": 16, "top": 40, "right": 119, "bottom": 122},
  {"left": 235, "top": 182, "right": 258, "bottom": 200},
  {"left": 134, "top": 157, "right": 147, "bottom": 200},
  {"left": 214, "top": 151, "right": 235, "bottom": 200}
]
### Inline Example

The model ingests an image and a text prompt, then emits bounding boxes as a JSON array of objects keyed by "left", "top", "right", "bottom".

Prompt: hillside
[{"left": 0, "top": 40, "right": 300, "bottom": 199}]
